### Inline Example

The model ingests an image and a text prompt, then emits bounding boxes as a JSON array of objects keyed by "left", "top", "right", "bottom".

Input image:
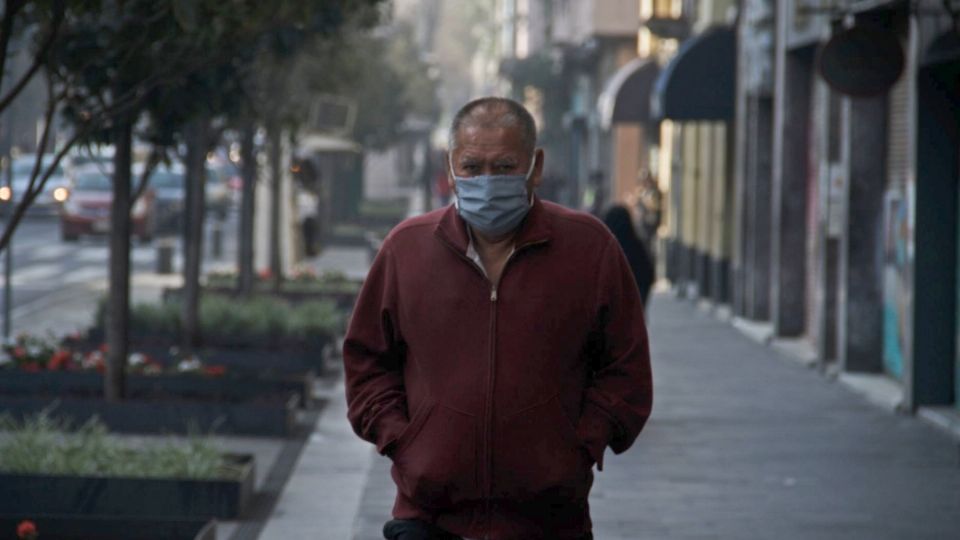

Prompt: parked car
[
  {"left": 205, "top": 162, "right": 235, "bottom": 219},
  {"left": 59, "top": 166, "right": 156, "bottom": 242},
  {"left": 149, "top": 163, "right": 186, "bottom": 234},
  {"left": 7, "top": 154, "right": 71, "bottom": 214},
  {"left": 68, "top": 145, "right": 115, "bottom": 169}
]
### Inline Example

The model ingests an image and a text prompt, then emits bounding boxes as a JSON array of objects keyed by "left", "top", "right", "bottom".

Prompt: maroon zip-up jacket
[{"left": 344, "top": 198, "right": 653, "bottom": 539}]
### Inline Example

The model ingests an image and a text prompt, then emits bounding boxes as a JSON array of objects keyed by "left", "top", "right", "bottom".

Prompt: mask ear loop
[
  {"left": 448, "top": 153, "right": 460, "bottom": 209},
  {"left": 526, "top": 151, "right": 537, "bottom": 206}
]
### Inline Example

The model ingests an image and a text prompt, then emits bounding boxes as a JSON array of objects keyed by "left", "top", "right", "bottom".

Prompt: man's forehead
[
  {"left": 452, "top": 127, "right": 529, "bottom": 158},
  {"left": 455, "top": 122, "right": 524, "bottom": 144},
  {"left": 454, "top": 150, "right": 522, "bottom": 162}
]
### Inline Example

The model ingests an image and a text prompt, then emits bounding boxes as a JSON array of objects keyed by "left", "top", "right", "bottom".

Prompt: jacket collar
[{"left": 434, "top": 195, "right": 553, "bottom": 254}]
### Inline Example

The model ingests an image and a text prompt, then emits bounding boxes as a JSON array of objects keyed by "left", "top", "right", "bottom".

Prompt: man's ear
[{"left": 530, "top": 148, "right": 545, "bottom": 189}]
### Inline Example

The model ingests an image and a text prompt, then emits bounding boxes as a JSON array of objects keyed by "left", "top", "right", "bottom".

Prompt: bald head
[{"left": 448, "top": 97, "right": 537, "bottom": 155}]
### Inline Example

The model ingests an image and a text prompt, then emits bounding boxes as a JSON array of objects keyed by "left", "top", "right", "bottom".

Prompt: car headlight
[{"left": 53, "top": 187, "right": 69, "bottom": 203}]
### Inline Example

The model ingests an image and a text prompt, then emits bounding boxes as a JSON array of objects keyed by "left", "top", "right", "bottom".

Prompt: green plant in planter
[
  {"left": 0, "top": 333, "right": 60, "bottom": 371},
  {"left": 93, "top": 299, "right": 180, "bottom": 343},
  {"left": 93, "top": 295, "right": 343, "bottom": 350},
  {"left": 199, "top": 295, "right": 288, "bottom": 348},
  {"left": 204, "top": 267, "right": 361, "bottom": 294},
  {"left": 288, "top": 300, "right": 344, "bottom": 347},
  {"left": 0, "top": 410, "right": 242, "bottom": 480}
]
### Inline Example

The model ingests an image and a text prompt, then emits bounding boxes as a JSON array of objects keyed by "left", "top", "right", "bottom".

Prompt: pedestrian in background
[
  {"left": 344, "top": 97, "right": 653, "bottom": 540},
  {"left": 603, "top": 204, "right": 655, "bottom": 307},
  {"left": 634, "top": 169, "right": 662, "bottom": 245}
]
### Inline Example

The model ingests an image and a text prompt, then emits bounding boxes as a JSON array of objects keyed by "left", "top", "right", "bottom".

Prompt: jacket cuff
[
  {"left": 370, "top": 406, "right": 409, "bottom": 456},
  {"left": 576, "top": 402, "right": 616, "bottom": 471}
]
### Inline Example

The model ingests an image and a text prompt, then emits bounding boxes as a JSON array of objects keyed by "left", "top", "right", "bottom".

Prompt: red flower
[
  {"left": 202, "top": 365, "right": 227, "bottom": 377},
  {"left": 12, "top": 347, "right": 25, "bottom": 359},
  {"left": 48, "top": 350, "right": 72, "bottom": 371},
  {"left": 98, "top": 343, "right": 109, "bottom": 353},
  {"left": 257, "top": 268, "right": 273, "bottom": 280},
  {"left": 16, "top": 519, "right": 37, "bottom": 539},
  {"left": 21, "top": 362, "right": 40, "bottom": 373}
]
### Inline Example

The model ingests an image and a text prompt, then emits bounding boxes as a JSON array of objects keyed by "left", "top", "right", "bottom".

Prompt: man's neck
[
  {"left": 469, "top": 228, "right": 516, "bottom": 285},
  {"left": 473, "top": 228, "right": 515, "bottom": 256}
]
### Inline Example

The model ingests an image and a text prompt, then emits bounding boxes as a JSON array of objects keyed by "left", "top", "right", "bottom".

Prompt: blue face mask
[{"left": 451, "top": 154, "right": 536, "bottom": 237}]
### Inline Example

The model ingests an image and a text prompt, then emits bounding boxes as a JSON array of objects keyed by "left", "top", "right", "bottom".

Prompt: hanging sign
[{"left": 817, "top": 25, "right": 904, "bottom": 97}]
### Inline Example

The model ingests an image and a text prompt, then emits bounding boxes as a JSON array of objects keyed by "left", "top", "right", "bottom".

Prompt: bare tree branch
[
  {"left": 23, "top": 74, "right": 58, "bottom": 200},
  {"left": 0, "top": 127, "right": 84, "bottom": 253},
  {"left": 0, "top": 0, "right": 27, "bottom": 96},
  {"left": 132, "top": 145, "right": 161, "bottom": 203},
  {"left": 0, "top": 3, "right": 65, "bottom": 115}
]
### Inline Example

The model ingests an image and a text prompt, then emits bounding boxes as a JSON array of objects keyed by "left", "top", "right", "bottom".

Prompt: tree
[
  {"left": 233, "top": 2, "right": 386, "bottom": 293},
  {"left": 47, "top": 0, "right": 388, "bottom": 399},
  {"left": 0, "top": 1, "right": 106, "bottom": 254}
]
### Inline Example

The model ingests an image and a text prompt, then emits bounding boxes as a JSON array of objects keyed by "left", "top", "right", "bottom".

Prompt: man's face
[{"left": 448, "top": 123, "right": 543, "bottom": 197}]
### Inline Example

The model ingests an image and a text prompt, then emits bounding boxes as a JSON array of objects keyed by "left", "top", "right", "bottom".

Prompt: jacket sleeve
[
  {"left": 343, "top": 242, "right": 408, "bottom": 456},
  {"left": 576, "top": 238, "right": 654, "bottom": 470}
]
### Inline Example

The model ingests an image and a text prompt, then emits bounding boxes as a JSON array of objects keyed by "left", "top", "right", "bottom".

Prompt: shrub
[
  {"left": 92, "top": 295, "right": 343, "bottom": 349},
  {"left": 0, "top": 410, "right": 243, "bottom": 480}
]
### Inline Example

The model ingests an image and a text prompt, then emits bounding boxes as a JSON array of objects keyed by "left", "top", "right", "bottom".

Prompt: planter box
[
  {"left": 0, "top": 370, "right": 317, "bottom": 409},
  {"left": 0, "top": 394, "right": 299, "bottom": 437},
  {"left": 72, "top": 339, "right": 331, "bottom": 377},
  {"left": 0, "top": 516, "right": 216, "bottom": 540},
  {"left": 162, "top": 285, "right": 359, "bottom": 311},
  {"left": 0, "top": 454, "right": 253, "bottom": 519}
]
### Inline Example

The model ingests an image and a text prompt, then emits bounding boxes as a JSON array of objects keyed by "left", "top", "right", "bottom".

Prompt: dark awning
[
  {"left": 597, "top": 58, "right": 660, "bottom": 130},
  {"left": 651, "top": 26, "right": 736, "bottom": 122}
]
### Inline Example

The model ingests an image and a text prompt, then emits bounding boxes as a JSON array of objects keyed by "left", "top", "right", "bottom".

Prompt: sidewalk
[{"left": 265, "top": 292, "right": 960, "bottom": 540}]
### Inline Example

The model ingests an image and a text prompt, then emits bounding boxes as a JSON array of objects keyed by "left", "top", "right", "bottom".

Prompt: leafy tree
[{"left": 47, "top": 0, "right": 386, "bottom": 400}]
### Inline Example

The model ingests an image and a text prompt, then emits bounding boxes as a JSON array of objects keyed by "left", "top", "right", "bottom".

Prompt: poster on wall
[{"left": 883, "top": 188, "right": 909, "bottom": 379}]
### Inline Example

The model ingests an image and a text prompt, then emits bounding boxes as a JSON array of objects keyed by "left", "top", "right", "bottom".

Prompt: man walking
[{"left": 344, "top": 97, "right": 653, "bottom": 540}]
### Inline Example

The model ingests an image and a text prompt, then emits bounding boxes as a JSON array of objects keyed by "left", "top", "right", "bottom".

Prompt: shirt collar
[{"left": 465, "top": 227, "right": 515, "bottom": 278}]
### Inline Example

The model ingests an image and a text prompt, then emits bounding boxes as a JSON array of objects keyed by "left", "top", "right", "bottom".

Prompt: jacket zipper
[
  {"left": 437, "top": 235, "right": 547, "bottom": 538},
  {"left": 483, "top": 282, "right": 497, "bottom": 538},
  {"left": 480, "top": 241, "right": 546, "bottom": 536}
]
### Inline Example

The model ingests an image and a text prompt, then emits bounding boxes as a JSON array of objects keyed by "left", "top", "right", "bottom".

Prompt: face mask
[{"left": 451, "top": 154, "right": 536, "bottom": 237}]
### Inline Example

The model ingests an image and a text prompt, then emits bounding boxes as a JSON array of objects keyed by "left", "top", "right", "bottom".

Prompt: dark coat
[
  {"left": 602, "top": 205, "right": 655, "bottom": 306},
  {"left": 343, "top": 198, "right": 653, "bottom": 539}
]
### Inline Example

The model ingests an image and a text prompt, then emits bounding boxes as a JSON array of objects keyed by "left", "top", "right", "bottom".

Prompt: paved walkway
[{"left": 265, "top": 293, "right": 960, "bottom": 540}]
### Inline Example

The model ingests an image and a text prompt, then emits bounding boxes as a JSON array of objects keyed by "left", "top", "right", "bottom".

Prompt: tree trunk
[
  {"left": 180, "top": 117, "right": 209, "bottom": 358},
  {"left": 238, "top": 121, "right": 256, "bottom": 296},
  {"left": 267, "top": 124, "right": 283, "bottom": 293},
  {"left": 105, "top": 119, "right": 133, "bottom": 402}
]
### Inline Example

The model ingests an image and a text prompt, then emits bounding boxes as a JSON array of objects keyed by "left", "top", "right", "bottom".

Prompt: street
[{"left": 0, "top": 212, "right": 238, "bottom": 337}]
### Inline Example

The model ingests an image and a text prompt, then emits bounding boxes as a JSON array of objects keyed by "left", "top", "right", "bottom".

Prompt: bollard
[
  {"left": 156, "top": 238, "right": 174, "bottom": 274},
  {"left": 210, "top": 224, "right": 223, "bottom": 260}
]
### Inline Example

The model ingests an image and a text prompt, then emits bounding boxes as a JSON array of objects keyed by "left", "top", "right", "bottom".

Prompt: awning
[
  {"left": 651, "top": 26, "right": 736, "bottom": 122},
  {"left": 597, "top": 58, "right": 660, "bottom": 130}
]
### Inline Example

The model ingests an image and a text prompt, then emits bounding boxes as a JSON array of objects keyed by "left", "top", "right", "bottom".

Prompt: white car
[{"left": 7, "top": 154, "right": 71, "bottom": 214}]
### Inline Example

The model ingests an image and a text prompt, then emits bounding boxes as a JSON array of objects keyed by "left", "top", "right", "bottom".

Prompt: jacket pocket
[
  {"left": 391, "top": 400, "right": 479, "bottom": 508},
  {"left": 492, "top": 394, "right": 592, "bottom": 500}
]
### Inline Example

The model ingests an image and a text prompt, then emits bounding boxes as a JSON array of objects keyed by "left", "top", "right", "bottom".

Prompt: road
[{"left": 0, "top": 212, "right": 239, "bottom": 337}]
